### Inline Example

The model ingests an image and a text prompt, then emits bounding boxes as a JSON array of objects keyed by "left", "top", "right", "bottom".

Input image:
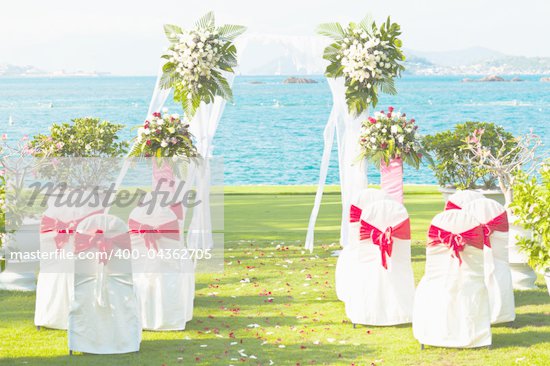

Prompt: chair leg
[
  {"left": 353, "top": 323, "right": 356, "bottom": 329},
  {"left": 420, "top": 344, "right": 425, "bottom": 350},
  {"left": 36, "top": 326, "right": 41, "bottom": 331},
  {"left": 69, "top": 350, "right": 73, "bottom": 356}
]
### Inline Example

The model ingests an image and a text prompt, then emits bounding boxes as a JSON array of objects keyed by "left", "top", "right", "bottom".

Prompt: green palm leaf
[
  {"left": 195, "top": 11, "right": 215, "bottom": 30},
  {"left": 217, "top": 24, "right": 247, "bottom": 41},
  {"left": 379, "top": 78, "right": 398, "bottom": 95},
  {"left": 317, "top": 22, "right": 346, "bottom": 40},
  {"left": 359, "top": 14, "right": 374, "bottom": 32}
]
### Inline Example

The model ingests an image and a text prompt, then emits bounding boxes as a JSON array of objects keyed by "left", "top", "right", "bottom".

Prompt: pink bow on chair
[
  {"left": 74, "top": 230, "right": 131, "bottom": 264},
  {"left": 360, "top": 218, "right": 411, "bottom": 269},
  {"left": 479, "top": 211, "right": 509, "bottom": 248},
  {"left": 128, "top": 219, "right": 180, "bottom": 251},
  {"left": 428, "top": 225, "right": 484, "bottom": 264},
  {"left": 444, "top": 200, "right": 462, "bottom": 210},
  {"left": 40, "top": 210, "right": 103, "bottom": 249},
  {"left": 349, "top": 204, "right": 362, "bottom": 223}
]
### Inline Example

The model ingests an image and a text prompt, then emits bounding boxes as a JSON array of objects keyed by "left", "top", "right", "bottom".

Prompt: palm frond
[
  {"left": 359, "top": 14, "right": 374, "bottom": 32},
  {"left": 211, "top": 71, "right": 233, "bottom": 101},
  {"left": 379, "top": 78, "right": 397, "bottom": 95},
  {"left": 217, "top": 24, "right": 247, "bottom": 41},
  {"left": 317, "top": 22, "right": 346, "bottom": 40},
  {"left": 195, "top": 11, "right": 215, "bottom": 30},
  {"left": 164, "top": 24, "right": 183, "bottom": 42}
]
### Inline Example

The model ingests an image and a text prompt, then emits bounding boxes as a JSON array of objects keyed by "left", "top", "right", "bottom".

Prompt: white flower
[
  {"left": 370, "top": 137, "right": 376, "bottom": 143},
  {"left": 160, "top": 140, "right": 168, "bottom": 148},
  {"left": 391, "top": 125, "right": 398, "bottom": 134},
  {"left": 85, "top": 144, "right": 91, "bottom": 150},
  {"left": 398, "top": 135, "right": 404, "bottom": 143},
  {"left": 162, "top": 107, "right": 169, "bottom": 113},
  {"left": 375, "top": 123, "right": 382, "bottom": 129},
  {"left": 171, "top": 113, "right": 180, "bottom": 120}
]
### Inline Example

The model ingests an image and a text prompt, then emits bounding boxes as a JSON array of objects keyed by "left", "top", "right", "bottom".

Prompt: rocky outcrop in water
[
  {"left": 541, "top": 77, "right": 550, "bottom": 82},
  {"left": 283, "top": 77, "right": 318, "bottom": 84}
]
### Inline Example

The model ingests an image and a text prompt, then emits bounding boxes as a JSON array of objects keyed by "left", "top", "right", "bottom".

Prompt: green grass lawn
[{"left": 1, "top": 185, "right": 549, "bottom": 365}]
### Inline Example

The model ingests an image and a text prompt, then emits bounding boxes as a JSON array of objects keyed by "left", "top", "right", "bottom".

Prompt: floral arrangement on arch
[
  {"left": 319, "top": 15, "right": 405, "bottom": 115},
  {"left": 130, "top": 108, "right": 198, "bottom": 158},
  {"left": 359, "top": 107, "right": 429, "bottom": 168},
  {"left": 160, "top": 11, "right": 246, "bottom": 118}
]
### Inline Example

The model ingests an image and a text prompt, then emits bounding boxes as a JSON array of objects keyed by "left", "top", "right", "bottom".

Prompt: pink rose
[
  {"left": 388, "top": 106, "right": 394, "bottom": 113},
  {"left": 146, "top": 140, "right": 152, "bottom": 146},
  {"left": 368, "top": 117, "right": 377, "bottom": 124}
]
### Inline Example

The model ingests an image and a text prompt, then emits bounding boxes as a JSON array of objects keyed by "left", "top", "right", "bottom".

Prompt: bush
[
  {"left": 29, "top": 117, "right": 128, "bottom": 157},
  {"left": 423, "top": 122, "right": 515, "bottom": 189},
  {"left": 509, "top": 160, "right": 550, "bottom": 272}
]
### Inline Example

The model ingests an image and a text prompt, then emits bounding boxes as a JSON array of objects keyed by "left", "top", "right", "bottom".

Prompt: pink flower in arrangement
[
  {"left": 402, "top": 113, "right": 406, "bottom": 117},
  {"left": 368, "top": 117, "right": 377, "bottom": 124},
  {"left": 22, "top": 134, "right": 28, "bottom": 141},
  {"left": 152, "top": 112, "right": 161, "bottom": 118},
  {"left": 1, "top": 133, "right": 7, "bottom": 140},
  {"left": 410, "top": 119, "right": 415, "bottom": 123},
  {"left": 146, "top": 140, "right": 152, "bottom": 146},
  {"left": 380, "top": 110, "right": 385, "bottom": 114},
  {"left": 380, "top": 142, "right": 388, "bottom": 149},
  {"left": 388, "top": 106, "right": 394, "bottom": 113}
]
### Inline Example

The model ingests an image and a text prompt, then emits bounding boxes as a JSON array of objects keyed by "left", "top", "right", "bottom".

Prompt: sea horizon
[{"left": 1, "top": 74, "right": 548, "bottom": 186}]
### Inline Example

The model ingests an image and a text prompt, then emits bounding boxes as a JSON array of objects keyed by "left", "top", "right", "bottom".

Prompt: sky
[{"left": 0, "top": 0, "right": 549, "bottom": 75}]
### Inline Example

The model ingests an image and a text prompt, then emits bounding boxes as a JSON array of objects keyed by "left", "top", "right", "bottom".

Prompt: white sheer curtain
[
  {"left": 305, "top": 78, "right": 368, "bottom": 252},
  {"left": 186, "top": 72, "right": 234, "bottom": 250}
]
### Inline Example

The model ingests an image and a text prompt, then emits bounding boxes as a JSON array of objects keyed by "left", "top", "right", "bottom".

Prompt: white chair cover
[
  {"left": 68, "top": 214, "right": 141, "bottom": 354},
  {"left": 344, "top": 200, "right": 415, "bottom": 325},
  {"left": 35, "top": 204, "right": 101, "bottom": 330},
  {"left": 335, "top": 188, "right": 391, "bottom": 302},
  {"left": 445, "top": 190, "right": 484, "bottom": 210},
  {"left": 462, "top": 199, "right": 515, "bottom": 324},
  {"left": 129, "top": 203, "right": 194, "bottom": 331},
  {"left": 413, "top": 210, "right": 491, "bottom": 348}
]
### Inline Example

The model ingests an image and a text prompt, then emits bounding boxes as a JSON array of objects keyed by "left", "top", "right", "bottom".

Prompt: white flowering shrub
[
  {"left": 160, "top": 12, "right": 246, "bottom": 118},
  {"left": 130, "top": 108, "right": 197, "bottom": 158},
  {"left": 359, "top": 106, "right": 428, "bottom": 168},
  {"left": 319, "top": 15, "right": 405, "bottom": 115}
]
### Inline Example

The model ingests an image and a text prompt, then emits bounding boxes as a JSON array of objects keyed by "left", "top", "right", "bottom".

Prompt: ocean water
[{"left": 0, "top": 75, "right": 548, "bottom": 185}]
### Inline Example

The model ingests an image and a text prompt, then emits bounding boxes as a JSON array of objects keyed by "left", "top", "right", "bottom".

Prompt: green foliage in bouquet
[
  {"left": 160, "top": 12, "right": 246, "bottom": 119},
  {"left": 28, "top": 117, "right": 128, "bottom": 157},
  {"left": 318, "top": 15, "right": 405, "bottom": 115},
  {"left": 423, "top": 122, "right": 516, "bottom": 190},
  {"left": 509, "top": 160, "right": 550, "bottom": 271}
]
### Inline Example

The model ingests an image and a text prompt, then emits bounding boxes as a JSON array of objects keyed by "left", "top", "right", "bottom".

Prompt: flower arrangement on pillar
[
  {"left": 359, "top": 107, "right": 429, "bottom": 202},
  {"left": 160, "top": 11, "right": 246, "bottom": 119},
  {"left": 318, "top": 15, "right": 405, "bottom": 116}
]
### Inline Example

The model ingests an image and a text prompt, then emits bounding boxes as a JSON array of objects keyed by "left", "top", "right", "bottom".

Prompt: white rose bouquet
[
  {"left": 359, "top": 107, "right": 429, "bottom": 168},
  {"left": 319, "top": 16, "right": 405, "bottom": 115},
  {"left": 160, "top": 12, "right": 246, "bottom": 118}
]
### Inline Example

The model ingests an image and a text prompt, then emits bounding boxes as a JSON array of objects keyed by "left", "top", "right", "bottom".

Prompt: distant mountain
[
  {"left": 406, "top": 47, "right": 506, "bottom": 67},
  {"left": 0, "top": 64, "right": 110, "bottom": 77},
  {"left": 405, "top": 47, "right": 550, "bottom": 75}
]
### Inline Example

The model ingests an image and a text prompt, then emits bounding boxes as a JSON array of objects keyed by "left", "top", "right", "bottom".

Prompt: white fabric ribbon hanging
[
  {"left": 186, "top": 72, "right": 234, "bottom": 250},
  {"left": 305, "top": 78, "right": 368, "bottom": 252}
]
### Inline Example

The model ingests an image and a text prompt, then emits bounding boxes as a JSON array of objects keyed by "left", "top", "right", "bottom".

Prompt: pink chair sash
[
  {"left": 170, "top": 203, "right": 184, "bottom": 221},
  {"left": 444, "top": 200, "right": 462, "bottom": 210},
  {"left": 128, "top": 219, "right": 180, "bottom": 251},
  {"left": 359, "top": 218, "right": 411, "bottom": 269},
  {"left": 74, "top": 230, "right": 131, "bottom": 264},
  {"left": 40, "top": 210, "right": 103, "bottom": 249},
  {"left": 349, "top": 204, "right": 362, "bottom": 223},
  {"left": 480, "top": 211, "right": 509, "bottom": 248},
  {"left": 428, "top": 225, "right": 484, "bottom": 264}
]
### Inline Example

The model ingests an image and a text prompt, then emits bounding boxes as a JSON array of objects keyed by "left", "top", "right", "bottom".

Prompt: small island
[
  {"left": 283, "top": 77, "right": 318, "bottom": 84},
  {"left": 462, "top": 75, "right": 524, "bottom": 83},
  {"left": 541, "top": 77, "right": 550, "bottom": 82}
]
